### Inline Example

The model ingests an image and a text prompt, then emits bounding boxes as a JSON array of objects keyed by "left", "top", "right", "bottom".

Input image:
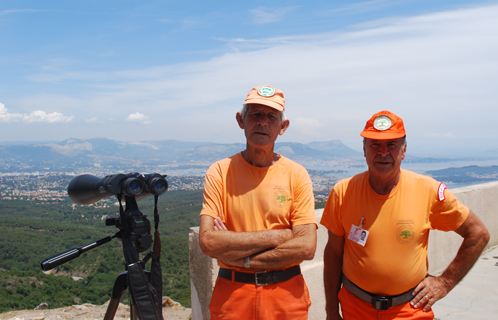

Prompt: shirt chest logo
[
  {"left": 273, "top": 188, "right": 292, "bottom": 208},
  {"left": 396, "top": 220, "right": 415, "bottom": 244}
]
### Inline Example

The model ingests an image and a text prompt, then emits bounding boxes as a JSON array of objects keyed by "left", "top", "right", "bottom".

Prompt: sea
[{"left": 304, "top": 159, "right": 498, "bottom": 190}]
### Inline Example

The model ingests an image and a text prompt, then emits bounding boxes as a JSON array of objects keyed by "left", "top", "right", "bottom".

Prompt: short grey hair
[{"left": 241, "top": 104, "right": 286, "bottom": 122}]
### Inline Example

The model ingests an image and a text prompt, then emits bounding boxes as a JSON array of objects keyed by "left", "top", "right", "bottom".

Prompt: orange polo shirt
[
  {"left": 201, "top": 153, "right": 316, "bottom": 271},
  {"left": 321, "top": 169, "right": 469, "bottom": 296}
]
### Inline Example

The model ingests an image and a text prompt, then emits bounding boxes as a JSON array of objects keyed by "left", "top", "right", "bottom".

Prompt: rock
[
  {"left": 1, "top": 300, "right": 191, "bottom": 320},
  {"left": 34, "top": 302, "right": 48, "bottom": 310},
  {"left": 163, "top": 296, "right": 182, "bottom": 307}
]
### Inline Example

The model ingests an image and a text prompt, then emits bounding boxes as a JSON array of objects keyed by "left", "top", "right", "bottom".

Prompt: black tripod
[
  {"left": 41, "top": 195, "right": 163, "bottom": 320},
  {"left": 104, "top": 271, "right": 140, "bottom": 320}
]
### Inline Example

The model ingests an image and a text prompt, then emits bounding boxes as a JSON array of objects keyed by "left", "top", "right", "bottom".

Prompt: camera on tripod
[
  {"left": 41, "top": 172, "right": 168, "bottom": 270},
  {"left": 41, "top": 172, "right": 168, "bottom": 320},
  {"left": 67, "top": 172, "right": 168, "bottom": 253}
]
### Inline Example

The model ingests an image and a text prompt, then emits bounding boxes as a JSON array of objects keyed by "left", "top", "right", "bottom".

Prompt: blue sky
[{"left": 1, "top": 0, "right": 497, "bottom": 156}]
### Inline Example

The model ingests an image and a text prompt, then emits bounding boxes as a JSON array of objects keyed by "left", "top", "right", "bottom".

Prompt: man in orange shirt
[
  {"left": 321, "top": 110, "right": 490, "bottom": 319},
  {"left": 199, "top": 85, "right": 317, "bottom": 320}
]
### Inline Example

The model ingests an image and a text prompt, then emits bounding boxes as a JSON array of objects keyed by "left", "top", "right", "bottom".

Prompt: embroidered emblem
[
  {"left": 258, "top": 86, "right": 276, "bottom": 97},
  {"left": 273, "top": 190, "right": 291, "bottom": 208},
  {"left": 438, "top": 183, "right": 447, "bottom": 202},
  {"left": 397, "top": 225, "right": 415, "bottom": 244},
  {"left": 373, "top": 115, "right": 392, "bottom": 131}
]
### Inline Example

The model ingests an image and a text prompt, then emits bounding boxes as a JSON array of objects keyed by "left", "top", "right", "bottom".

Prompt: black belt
[
  {"left": 218, "top": 265, "right": 301, "bottom": 286},
  {"left": 342, "top": 275, "right": 416, "bottom": 310}
]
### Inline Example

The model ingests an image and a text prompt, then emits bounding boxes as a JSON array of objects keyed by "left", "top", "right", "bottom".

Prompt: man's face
[
  {"left": 236, "top": 104, "right": 289, "bottom": 148},
  {"left": 363, "top": 137, "right": 407, "bottom": 177}
]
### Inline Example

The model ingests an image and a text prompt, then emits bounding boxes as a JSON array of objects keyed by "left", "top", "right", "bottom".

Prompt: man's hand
[
  {"left": 410, "top": 276, "right": 449, "bottom": 312},
  {"left": 213, "top": 217, "right": 228, "bottom": 231},
  {"left": 221, "top": 258, "right": 244, "bottom": 268},
  {"left": 412, "top": 210, "right": 489, "bottom": 312}
]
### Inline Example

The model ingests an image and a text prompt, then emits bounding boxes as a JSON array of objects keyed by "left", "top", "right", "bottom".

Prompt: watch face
[{"left": 373, "top": 115, "right": 392, "bottom": 131}]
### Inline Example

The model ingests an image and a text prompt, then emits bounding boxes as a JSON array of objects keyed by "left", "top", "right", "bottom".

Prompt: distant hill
[
  {"left": 1, "top": 138, "right": 494, "bottom": 174},
  {"left": 307, "top": 140, "right": 361, "bottom": 158},
  {"left": 0, "top": 138, "right": 362, "bottom": 172}
]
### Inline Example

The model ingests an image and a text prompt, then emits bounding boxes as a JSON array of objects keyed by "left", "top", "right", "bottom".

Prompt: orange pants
[
  {"left": 210, "top": 274, "right": 311, "bottom": 320},
  {"left": 339, "top": 286, "right": 435, "bottom": 320}
]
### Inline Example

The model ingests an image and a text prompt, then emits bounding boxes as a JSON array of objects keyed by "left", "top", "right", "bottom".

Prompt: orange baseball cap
[
  {"left": 243, "top": 85, "right": 285, "bottom": 111},
  {"left": 360, "top": 110, "right": 406, "bottom": 139}
]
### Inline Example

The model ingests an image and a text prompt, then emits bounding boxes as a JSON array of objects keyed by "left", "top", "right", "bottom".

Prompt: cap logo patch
[
  {"left": 438, "top": 183, "right": 447, "bottom": 202},
  {"left": 373, "top": 115, "right": 392, "bottom": 131},
  {"left": 257, "top": 86, "right": 275, "bottom": 97}
]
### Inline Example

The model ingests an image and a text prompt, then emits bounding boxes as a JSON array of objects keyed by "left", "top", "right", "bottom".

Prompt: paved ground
[{"left": 431, "top": 245, "right": 498, "bottom": 320}]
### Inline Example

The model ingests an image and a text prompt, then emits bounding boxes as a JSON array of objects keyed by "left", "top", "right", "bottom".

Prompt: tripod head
[{"left": 106, "top": 195, "right": 152, "bottom": 253}]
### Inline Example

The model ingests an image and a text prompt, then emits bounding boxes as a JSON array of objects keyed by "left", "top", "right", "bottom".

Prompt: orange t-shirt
[
  {"left": 320, "top": 169, "right": 469, "bottom": 296},
  {"left": 201, "top": 153, "right": 316, "bottom": 270}
]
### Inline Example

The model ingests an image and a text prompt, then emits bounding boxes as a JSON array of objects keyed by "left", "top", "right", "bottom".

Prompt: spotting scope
[{"left": 68, "top": 172, "right": 168, "bottom": 204}]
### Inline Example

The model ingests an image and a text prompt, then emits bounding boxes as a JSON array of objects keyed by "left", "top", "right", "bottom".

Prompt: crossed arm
[{"left": 199, "top": 215, "right": 317, "bottom": 269}]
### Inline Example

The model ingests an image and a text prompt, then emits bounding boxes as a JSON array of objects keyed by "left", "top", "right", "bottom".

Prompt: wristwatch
[{"left": 244, "top": 256, "right": 250, "bottom": 269}]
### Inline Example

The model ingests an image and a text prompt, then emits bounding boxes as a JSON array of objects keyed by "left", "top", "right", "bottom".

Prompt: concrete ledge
[
  {"left": 189, "top": 228, "right": 219, "bottom": 320},
  {"left": 189, "top": 181, "right": 498, "bottom": 319}
]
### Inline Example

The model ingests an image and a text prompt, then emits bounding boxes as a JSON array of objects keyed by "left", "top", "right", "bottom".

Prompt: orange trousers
[
  {"left": 209, "top": 274, "right": 311, "bottom": 320},
  {"left": 339, "top": 286, "right": 435, "bottom": 320}
]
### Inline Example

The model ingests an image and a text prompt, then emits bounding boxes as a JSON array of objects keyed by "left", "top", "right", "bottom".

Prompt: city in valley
[
  {"left": 0, "top": 169, "right": 341, "bottom": 205},
  {"left": 1, "top": 138, "right": 497, "bottom": 205}
]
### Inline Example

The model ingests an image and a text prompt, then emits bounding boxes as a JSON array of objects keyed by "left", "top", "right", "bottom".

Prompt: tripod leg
[
  {"left": 104, "top": 296, "right": 125, "bottom": 320},
  {"left": 104, "top": 272, "right": 128, "bottom": 320},
  {"left": 130, "top": 301, "right": 140, "bottom": 320}
]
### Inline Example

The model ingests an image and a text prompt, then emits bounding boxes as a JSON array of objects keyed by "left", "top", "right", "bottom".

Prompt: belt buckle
[
  {"left": 372, "top": 297, "right": 391, "bottom": 310},
  {"left": 255, "top": 271, "right": 268, "bottom": 286}
]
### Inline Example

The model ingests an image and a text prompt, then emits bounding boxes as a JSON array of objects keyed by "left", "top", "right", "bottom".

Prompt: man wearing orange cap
[
  {"left": 321, "top": 110, "right": 489, "bottom": 319},
  {"left": 199, "top": 85, "right": 317, "bottom": 320}
]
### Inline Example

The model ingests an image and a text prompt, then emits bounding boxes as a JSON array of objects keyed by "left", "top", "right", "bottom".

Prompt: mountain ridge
[
  {"left": 1, "top": 138, "right": 497, "bottom": 174},
  {"left": 0, "top": 138, "right": 362, "bottom": 168}
]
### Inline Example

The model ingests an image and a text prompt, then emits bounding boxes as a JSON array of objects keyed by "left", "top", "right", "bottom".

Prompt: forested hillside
[{"left": 0, "top": 190, "right": 203, "bottom": 312}]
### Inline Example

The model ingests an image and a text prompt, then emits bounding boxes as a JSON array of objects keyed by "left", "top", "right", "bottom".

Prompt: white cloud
[
  {"left": 85, "top": 117, "right": 98, "bottom": 123},
  {"left": 0, "top": 102, "right": 73, "bottom": 123},
  {"left": 125, "top": 112, "right": 151, "bottom": 124},
  {"left": 0, "top": 103, "right": 23, "bottom": 122},
  {"left": 0, "top": 9, "right": 40, "bottom": 15},
  {"left": 292, "top": 118, "right": 324, "bottom": 136},
  {"left": 249, "top": 6, "right": 299, "bottom": 24},
  {"left": 23, "top": 110, "right": 74, "bottom": 123},
  {"left": 8, "top": 4, "right": 498, "bottom": 153}
]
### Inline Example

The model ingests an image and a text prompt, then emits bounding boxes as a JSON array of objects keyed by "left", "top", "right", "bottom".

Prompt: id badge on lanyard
[{"left": 348, "top": 217, "right": 369, "bottom": 246}]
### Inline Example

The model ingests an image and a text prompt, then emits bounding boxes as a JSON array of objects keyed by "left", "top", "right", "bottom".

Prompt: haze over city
[{"left": 1, "top": 0, "right": 497, "bottom": 157}]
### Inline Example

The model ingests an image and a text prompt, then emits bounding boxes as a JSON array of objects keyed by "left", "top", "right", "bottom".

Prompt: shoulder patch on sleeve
[{"left": 438, "top": 183, "right": 447, "bottom": 202}]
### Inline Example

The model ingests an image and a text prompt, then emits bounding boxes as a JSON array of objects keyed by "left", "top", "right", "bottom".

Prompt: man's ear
[
  {"left": 279, "top": 119, "right": 290, "bottom": 135},
  {"left": 236, "top": 112, "right": 244, "bottom": 129},
  {"left": 401, "top": 142, "right": 407, "bottom": 160}
]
